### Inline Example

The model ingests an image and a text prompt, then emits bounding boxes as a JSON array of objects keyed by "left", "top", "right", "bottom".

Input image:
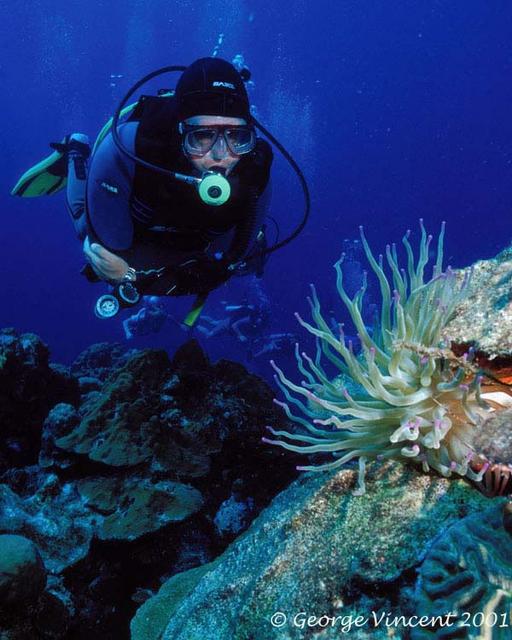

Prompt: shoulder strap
[
  {"left": 133, "top": 94, "right": 182, "bottom": 166},
  {"left": 235, "top": 138, "right": 273, "bottom": 195}
]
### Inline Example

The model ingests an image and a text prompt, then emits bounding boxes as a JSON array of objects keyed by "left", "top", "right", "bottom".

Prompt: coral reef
[
  {"left": 447, "top": 245, "right": 512, "bottom": 359},
  {"left": 0, "top": 534, "right": 47, "bottom": 607},
  {"left": 131, "top": 559, "right": 221, "bottom": 640},
  {"left": 412, "top": 500, "right": 512, "bottom": 639},
  {"left": 145, "top": 462, "right": 493, "bottom": 640},
  {"left": 471, "top": 408, "right": 512, "bottom": 464},
  {"left": 0, "top": 336, "right": 296, "bottom": 639},
  {"left": 76, "top": 476, "right": 203, "bottom": 541},
  {"left": 0, "top": 328, "right": 79, "bottom": 471},
  {"left": 265, "top": 223, "right": 502, "bottom": 492},
  {"left": 3, "top": 226, "right": 512, "bottom": 638},
  {"left": 0, "top": 533, "right": 72, "bottom": 640}
]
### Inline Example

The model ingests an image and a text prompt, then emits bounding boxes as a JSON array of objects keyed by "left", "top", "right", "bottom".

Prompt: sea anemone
[{"left": 264, "top": 221, "right": 496, "bottom": 494}]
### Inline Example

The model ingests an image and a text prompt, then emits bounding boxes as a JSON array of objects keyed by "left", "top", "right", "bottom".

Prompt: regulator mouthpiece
[{"left": 198, "top": 172, "right": 231, "bottom": 206}]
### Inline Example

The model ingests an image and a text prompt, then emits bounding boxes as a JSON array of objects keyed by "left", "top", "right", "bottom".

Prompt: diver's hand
[{"left": 83, "top": 237, "right": 130, "bottom": 283}]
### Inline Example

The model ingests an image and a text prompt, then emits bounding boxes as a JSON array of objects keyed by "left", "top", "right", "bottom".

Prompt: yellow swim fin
[
  {"left": 11, "top": 134, "right": 90, "bottom": 198},
  {"left": 183, "top": 294, "right": 208, "bottom": 327},
  {"left": 10, "top": 138, "right": 71, "bottom": 197}
]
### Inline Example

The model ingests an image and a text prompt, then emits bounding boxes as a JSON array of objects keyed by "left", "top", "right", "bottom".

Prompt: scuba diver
[
  {"left": 250, "top": 332, "right": 299, "bottom": 359},
  {"left": 197, "top": 275, "right": 271, "bottom": 342},
  {"left": 12, "top": 57, "right": 309, "bottom": 326},
  {"left": 122, "top": 296, "right": 169, "bottom": 340}
]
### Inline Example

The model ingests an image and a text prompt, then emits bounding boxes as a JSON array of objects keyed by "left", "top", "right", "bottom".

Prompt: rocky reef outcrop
[
  {"left": 3, "top": 241, "right": 512, "bottom": 640},
  {"left": 134, "top": 462, "right": 506, "bottom": 640},
  {"left": 412, "top": 500, "right": 512, "bottom": 639},
  {"left": 125, "top": 244, "right": 512, "bottom": 640},
  {"left": 448, "top": 248, "right": 512, "bottom": 361},
  {"left": 0, "top": 330, "right": 297, "bottom": 639},
  {"left": 0, "top": 328, "right": 79, "bottom": 472}
]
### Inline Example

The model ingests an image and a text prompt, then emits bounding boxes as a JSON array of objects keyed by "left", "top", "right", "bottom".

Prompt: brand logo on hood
[{"left": 212, "top": 81, "right": 235, "bottom": 90}]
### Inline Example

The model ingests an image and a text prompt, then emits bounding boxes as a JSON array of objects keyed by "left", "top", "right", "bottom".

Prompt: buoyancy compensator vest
[{"left": 128, "top": 93, "right": 273, "bottom": 257}]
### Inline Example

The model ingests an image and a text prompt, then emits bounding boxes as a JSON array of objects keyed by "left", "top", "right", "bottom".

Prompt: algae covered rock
[
  {"left": 448, "top": 250, "right": 512, "bottom": 358},
  {"left": 40, "top": 403, "right": 81, "bottom": 468},
  {"left": 131, "top": 559, "right": 220, "bottom": 640},
  {"left": 0, "top": 328, "right": 79, "bottom": 470},
  {"left": 0, "top": 474, "right": 92, "bottom": 573},
  {"left": 471, "top": 407, "right": 512, "bottom": 464},
  {"left": 76, "top": 476, "right": 203, "bottom": 540},
  {"left": 0, "top": 534, "right": 46, "bottom": 609},
  {"left": 53, "top": 343, "right": 295, "bottom": 502},
  {"left": 412, "top": 500, "right": 512, "bottom": 640},
  {"left": 136, "top": 462, "right": 493, "bottom": 640},
  {"left": 71, "top": 341, "right": 132, "bottom": 381},
  {"left": 56, "top": 350, "right": 171, "bottom": 467}
]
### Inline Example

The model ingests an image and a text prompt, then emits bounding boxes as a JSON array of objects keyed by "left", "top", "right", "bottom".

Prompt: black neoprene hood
[{"left": 175, "top": 57, "right": 251, "bottom": 121}]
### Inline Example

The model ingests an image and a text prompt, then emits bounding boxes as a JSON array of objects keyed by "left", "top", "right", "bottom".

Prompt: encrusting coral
[{"left": 264, "top": 222, "right": 506, "bottom": 493}]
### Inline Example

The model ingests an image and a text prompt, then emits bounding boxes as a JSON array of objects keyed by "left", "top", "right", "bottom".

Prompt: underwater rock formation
[
  {"left": 54, "top": 341, "right": 293, "bottom": 487},
  {"left": 413, "top": 500, "right": 512, "bottom": 639},
  {"left": 0, "top": 471, "right": 203, "bottom": 570},
  {"left": 447, "top": 246, "right": 512, "bottom": 359},
  {"left": 0, "top": 533, "right": 47, "bottom": 608},
  {"left": 214, "top": 493, "right": 255, "bottom": 537},
  {"left": 136, "top": 461, "right": 492, "bottom": 640},
  {"left": 0, "top": 533, "right": 72, "bottom": 640},
  {"left": 471, "top": 407, "right": 512, "bottom": 464},
  {"left": 0, "top": 335, "right": 296, "bottom": 639},
  {"left": 70, "top": 341, "right": 133, "bottom": 381},
  {"left": 0, "top": 474, "right": 92, "bottom": 573},
  {"left": 76, "top": 476, "right": 203, "bottom": 541},
  {"left": 39, "top": 403, "right": 81, "bottom": 469},
  {"left": 56, "top": 349, "right": 172, "bottom": 468},
  {"left": 131, "top": 559, "right": 221, "bottom": 640},
  {"left": 0, "top": 328, "right": 79, "bottom": 472}
]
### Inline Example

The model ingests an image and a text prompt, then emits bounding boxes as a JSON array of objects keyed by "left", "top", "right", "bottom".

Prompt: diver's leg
[
  {"left": 232, "top": 317, "right": 250, "bottom": 342},
  {"left": 65, "top": 134, "right": 90, "bottom": 240},
  {"left": 198, "top": 315, "right": 217, "bottom": 327},
  {"left": 253, "top": 344, "right": 270, "bottom": 358},
  {"left": 196, "top": 315, "right": 216, "bottom": 336},
  {"left": 205, "top": 318, "right": 231, "bottom": 337},
  {"left": 123, "top": 318, "right": 133, "bottom": 340}
]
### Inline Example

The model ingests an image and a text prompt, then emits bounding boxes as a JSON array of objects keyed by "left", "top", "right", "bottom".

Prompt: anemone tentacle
[{"left": 268, "top": 223, "right": 501, "bottom": 493}]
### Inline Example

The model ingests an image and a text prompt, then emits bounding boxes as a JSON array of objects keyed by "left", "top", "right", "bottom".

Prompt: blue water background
[{"left": 2, "top": 1, "right": 512, "bottom": 376}]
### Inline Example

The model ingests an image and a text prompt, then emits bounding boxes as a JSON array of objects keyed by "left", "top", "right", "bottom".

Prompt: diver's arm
[
  {"left": 83, "top": 237, "right": 130, "bottom": 282},
  {"left": 250, "top": 178, "right": 272, "bottom": 249},
  {"left": 84, "top": 124, "right": 138, "bottom": 282},
  {"left": 232, "top": 178, "right": 273, "bottom": 276},
  {"left": 206, "top": 178, "right": 272, "bottom": 270},
  {"left": 232, "top": 316, "right": 251, "bottom": 341},
  {"left": 236, "top": 138, "right": 274, "bottom": 275}
]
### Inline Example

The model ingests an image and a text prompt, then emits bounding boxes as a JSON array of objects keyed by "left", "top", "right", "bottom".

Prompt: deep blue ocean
[{"left": 3, "top": 0, "right": 512, "bottom": 376}]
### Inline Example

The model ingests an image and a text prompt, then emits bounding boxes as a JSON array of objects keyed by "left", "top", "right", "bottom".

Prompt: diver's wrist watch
[{"left": 122, "top": 267, "right": 137, "bottom": 282}]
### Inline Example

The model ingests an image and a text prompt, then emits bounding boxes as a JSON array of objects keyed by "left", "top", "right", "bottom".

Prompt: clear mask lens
[{"left": 182, "top": 126, "right": 256, "bottom": 156}]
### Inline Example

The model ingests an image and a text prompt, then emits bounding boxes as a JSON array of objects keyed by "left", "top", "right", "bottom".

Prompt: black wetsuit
[{"left": 81, "top": 98, "right": 273, "bottom": 295}]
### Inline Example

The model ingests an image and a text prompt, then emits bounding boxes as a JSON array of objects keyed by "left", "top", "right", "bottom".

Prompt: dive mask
[{"left": 179, "top": 123, "right": 256, "bottom": 156}]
